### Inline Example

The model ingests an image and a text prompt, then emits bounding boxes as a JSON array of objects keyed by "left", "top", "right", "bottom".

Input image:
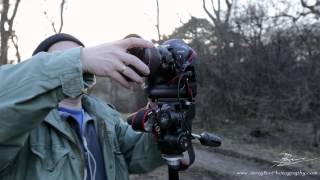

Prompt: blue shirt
[
  {"left": 58, "top": 106, "right": 84, "bottom": 129},
  {"left": 58, "top": 106, "right": 107, "bottom": 180}
]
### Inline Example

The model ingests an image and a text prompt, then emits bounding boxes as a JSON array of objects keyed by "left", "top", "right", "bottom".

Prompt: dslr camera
[{"left": 126, "top": 35, "right": 221, "bottom": 180}]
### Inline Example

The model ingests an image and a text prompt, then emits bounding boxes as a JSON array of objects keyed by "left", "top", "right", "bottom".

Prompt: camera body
[{"left": 128, "top": 39, "right": 197, "bottom": 98}]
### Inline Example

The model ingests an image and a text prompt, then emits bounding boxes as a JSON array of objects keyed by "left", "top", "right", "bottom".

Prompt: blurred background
[{"left": 1, "top": 0, "right": 320, "bottom": 179}]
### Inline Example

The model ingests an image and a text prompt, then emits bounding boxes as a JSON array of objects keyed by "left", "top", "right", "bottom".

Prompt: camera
[
  {"left": 126, "top": 37, "right": 197, "bottom": 98},
  {"left": 125, "top": 35, "right": 221, "bottom": 180}
]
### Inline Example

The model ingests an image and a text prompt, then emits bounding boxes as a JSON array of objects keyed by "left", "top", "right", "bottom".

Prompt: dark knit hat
[{"left": 32, "top": 33, "right": 85, "bottom": 56}]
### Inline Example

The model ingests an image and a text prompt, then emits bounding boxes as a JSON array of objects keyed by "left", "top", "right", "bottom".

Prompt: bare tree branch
[
  {"left": 210, "top": 0, "right": 215, "bottom": 13},
  {"left": 43, "top": 0, "right": 66, "bottom": 33},
  {"left": 155, "top": 0, "right": 161, "bottom": 41},
  {"left": 10, "top": 32, "right": 21, "bottom": 63},
  {"left": 202, "top": 0, "right": 233, "bottom": 26},
  {"left": 301, "top": 0, "right": 320, "bottom": 16},
  {"left": 272, "top": 12, "right": 310, "bottom": 23},
  {"left": 44, "top": 11, "right": 57, "bottom": 33},
  {"left": 272, "top": 0, "right": 318, "bottom": 24},
  {"left": 225, "top": 0, "right": 233, "bottom": 24},
  {"left": 8, "top": 0, "right": 21, "bottom": 29},
  {"left": 216, "top": 0, "right": 221, "bottom": 21},
  {"left": 202, "top": 0, "right": 218, "bottom": 25},
  {"left": 58, "top": 0, "right": 65, "bottom": 33},
  {"left": 210, "top": 0, "right": 220, "bottom": 22}
]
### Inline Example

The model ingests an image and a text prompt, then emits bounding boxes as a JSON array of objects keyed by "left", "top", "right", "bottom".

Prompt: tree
[
  {"left": 0, "top": 0, "right": 21, "bottom": 65},
  {"left": 155, "top": 0, "right": 161, "bottom": 42},
  {"left": 202, "top": 0, "right": 234, "bottom": 49},
  {"left": 43, "top": 0, "right": 66, "bottom": 33},
  {"left": 301, "top": 0, "right": 320, "bottom": 17},
  {"left": 202, "top": 0, "right": 233, "bottom": 28},
  {"left": 169, "top": 16, "right": 214, "bottom": 55}
]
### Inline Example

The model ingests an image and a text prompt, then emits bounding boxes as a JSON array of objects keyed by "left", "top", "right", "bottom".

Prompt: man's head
[
  {"left": 47, "top": 41, "right": 81, "bottom": 52},
  {"left": 33, "top": 33, "right": 96, "bottom": 93},
  {"left": 33, "top": 33, "right": 84, "bottom": 55}
]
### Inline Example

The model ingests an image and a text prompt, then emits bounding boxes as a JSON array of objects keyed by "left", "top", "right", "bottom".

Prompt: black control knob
[{"left": 199, "top": 132, "right": 222, "bottom": 147}]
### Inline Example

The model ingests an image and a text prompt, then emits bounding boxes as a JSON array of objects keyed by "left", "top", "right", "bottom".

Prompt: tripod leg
[{"left": 168, "top": 166, "right": 179, "bottom": 180}]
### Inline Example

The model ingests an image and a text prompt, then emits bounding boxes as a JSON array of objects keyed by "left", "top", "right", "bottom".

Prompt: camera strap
[{"left": 179, "top": 140, "right": 195, "bottom": 170}]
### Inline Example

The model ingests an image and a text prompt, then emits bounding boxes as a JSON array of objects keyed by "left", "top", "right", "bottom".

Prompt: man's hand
[{"left": 80, "top": 37, "right": 152, "bottom": 89}]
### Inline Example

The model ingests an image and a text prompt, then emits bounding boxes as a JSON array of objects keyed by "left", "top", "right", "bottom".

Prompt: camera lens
[{"left": 124, "top": 34, "right": 161, "bottom": 76}]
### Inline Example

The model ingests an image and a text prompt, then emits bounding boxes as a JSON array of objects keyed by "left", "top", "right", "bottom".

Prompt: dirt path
[{"left": 130, "top": 144, "right": 319, "bottom": 180}]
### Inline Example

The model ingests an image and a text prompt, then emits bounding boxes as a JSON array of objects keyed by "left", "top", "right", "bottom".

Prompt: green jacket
[{"left": 0, "top": 48, "right": 164, "bottom": 180}]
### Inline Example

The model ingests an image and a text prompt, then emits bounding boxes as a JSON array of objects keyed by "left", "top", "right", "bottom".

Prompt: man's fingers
[
  {"left": 118, "top": 51, "right": 150, "bottom": 75},
  {"left": 109, "top": 71, "right": 131, "bottom": 89},
  {"left": 121, "top": 66, "right": 143, "bottom": 83},
  {"left": 118, "top": 37, "right": 154, "bottom": 49}
]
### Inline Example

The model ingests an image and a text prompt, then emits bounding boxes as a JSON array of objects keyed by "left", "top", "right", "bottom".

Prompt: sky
[{"left": 12, "top": 0, "right": 209, "bottom": 60}]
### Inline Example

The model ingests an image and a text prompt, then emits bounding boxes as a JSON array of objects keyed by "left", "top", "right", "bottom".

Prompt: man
[{"left": 0, "top": 33, "right": 164, "bottom": 180}]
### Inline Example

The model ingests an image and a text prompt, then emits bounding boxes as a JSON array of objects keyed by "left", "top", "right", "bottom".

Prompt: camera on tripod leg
[{"left": 125, "top": 34, "right": 222, "bottom": 180}]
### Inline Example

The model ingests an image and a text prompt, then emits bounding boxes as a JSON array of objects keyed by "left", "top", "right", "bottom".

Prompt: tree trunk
[
  {"left": 0, "top": 0, "right": 9, "bottom": 65},
  {"left": 0, "top": 0, "right": 21, "bottom": 65}
]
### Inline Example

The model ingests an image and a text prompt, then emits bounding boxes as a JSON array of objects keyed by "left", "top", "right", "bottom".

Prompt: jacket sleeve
[
  {"left": 115, "top": 117, "right": 165, "bottom": 174},
  {"left": 0, "top": 47, "right": 86, "bottom": 172}
]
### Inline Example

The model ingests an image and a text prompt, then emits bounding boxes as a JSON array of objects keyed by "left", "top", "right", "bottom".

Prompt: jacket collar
[
  {"left": 44, "top": 108, "right": 78, "bottom": 144},
  {"left": 43, "top": 95, "right": 105, "bottom": 143},
  {"left": 44, "top": 95, "right": 114, "bottom": 144}
]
